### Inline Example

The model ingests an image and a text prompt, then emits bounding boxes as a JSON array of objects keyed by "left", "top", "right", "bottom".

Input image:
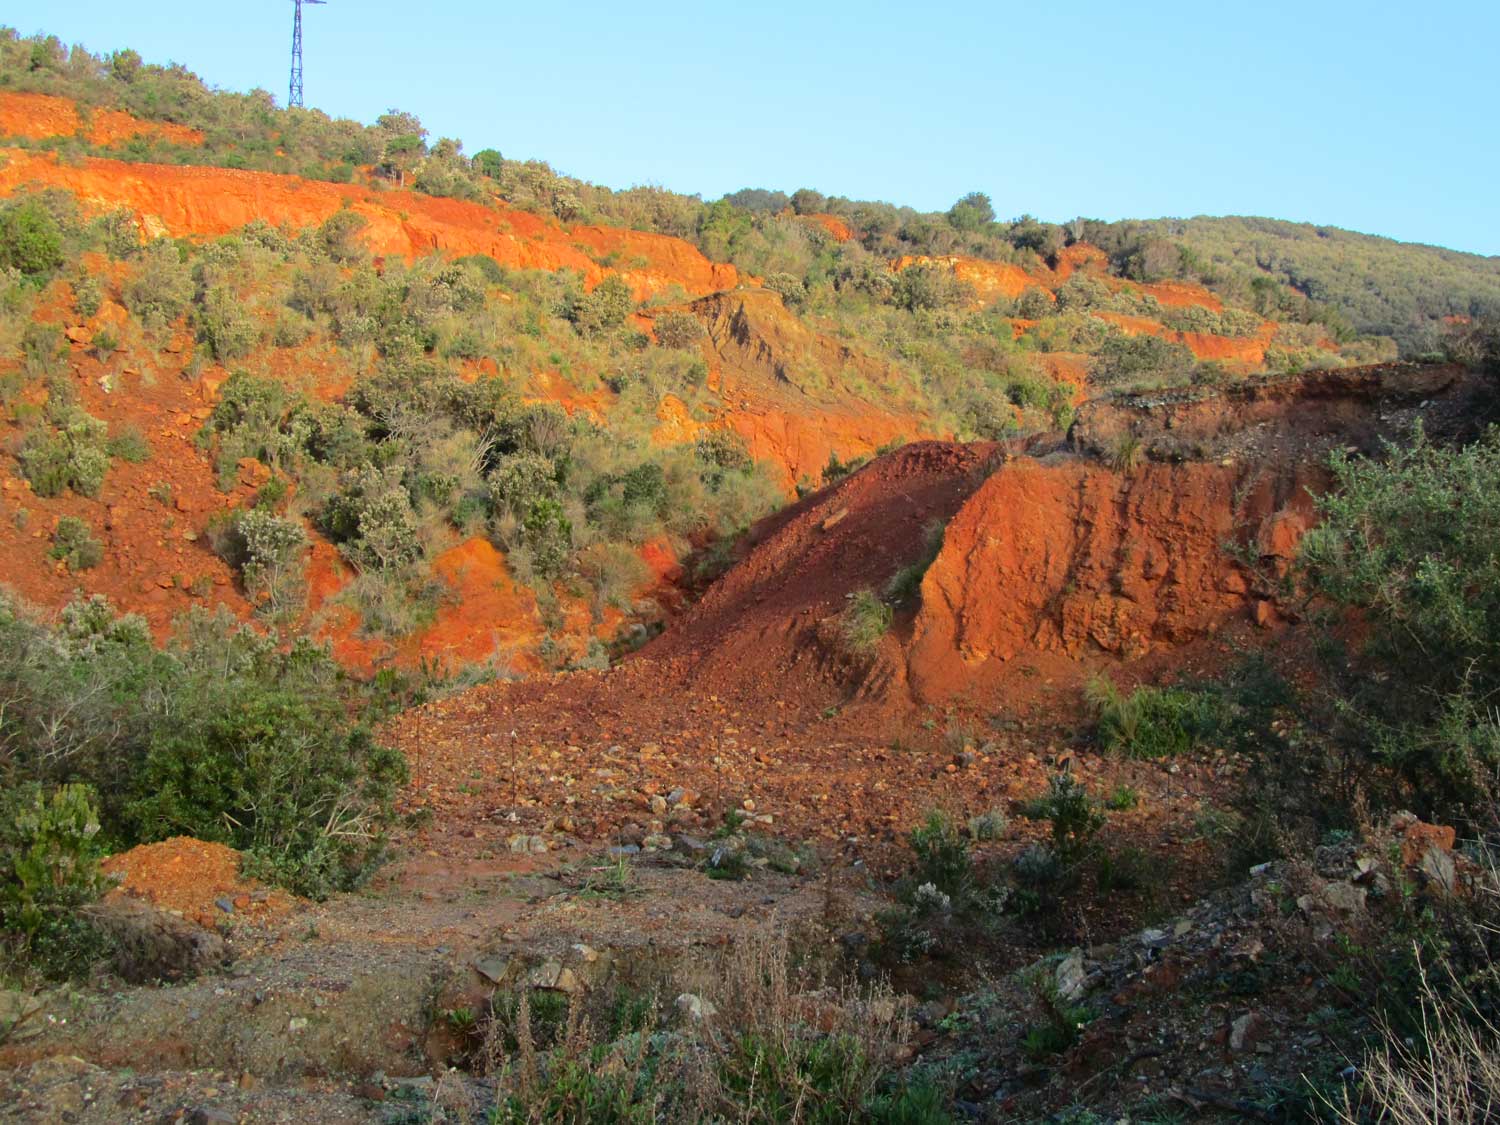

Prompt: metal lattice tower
[{"left": 288, "top": 0, "right": 326, "bottom": 109}]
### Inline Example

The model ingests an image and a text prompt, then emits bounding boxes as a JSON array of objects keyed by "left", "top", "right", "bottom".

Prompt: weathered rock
[{"left": 83, "top": 897, "right": 229, "bottom": 983}]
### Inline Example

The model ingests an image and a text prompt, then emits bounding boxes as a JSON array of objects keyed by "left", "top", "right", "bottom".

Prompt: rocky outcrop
[{"left": 904, "top": 458, "right": 1318, "bottom": 701}]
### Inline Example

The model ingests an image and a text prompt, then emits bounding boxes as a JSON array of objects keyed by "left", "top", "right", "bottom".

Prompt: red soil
[
  {"left": 693, "top": 288, "right": 935, "bottom": 489},
  {"left": 0, "top": 149, "right": 736, "bottom": 301},
  {"left": 797, "top": 213, "right": 854, "bottom": 242},
  {"left": 891, "top": 254, "right": 1044, "bottom": 307},
  {"left": 0, "top": 92, "right": 204, "bottom": 148},
  {"left": 903, "top": 458, "right": 1317, "bottom": 703},
  {"left": 101, "top": 837, "right": 296, "bottom": 929}
]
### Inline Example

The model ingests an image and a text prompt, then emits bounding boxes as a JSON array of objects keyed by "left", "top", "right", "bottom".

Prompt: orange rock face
[
  {"left": 0, "top": 92, "right": 204, "bottom": 147},
  {"left": 693, "top": 288, "right": 933, "bottom": 489},
  {"left": 904, "top": 458, "right": 1319, "bottom": 702},
  {"left": 891, "top": 254, "right": 1043, "bottom": 306},
  {"left": 0, "top": 149, "right": 736, "bottom": 300},
  {"left": 798, "top": 213, "right": 854, "bottom": 242},
  {"left": 1139, "top": 279, "right": 1223, "bottom": 312},
  {"left": 1093, "top": 310, "right": 1275, "bottom": 366}
]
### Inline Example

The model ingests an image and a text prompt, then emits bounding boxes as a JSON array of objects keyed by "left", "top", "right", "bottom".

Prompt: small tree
[{"left": 947, "top": 192, "right": 995, "bottom": 232}]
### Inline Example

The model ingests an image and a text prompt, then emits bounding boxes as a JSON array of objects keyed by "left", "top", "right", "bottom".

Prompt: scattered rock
[{"left": 675, "top": 993, "right": 717, "bottom": 1020}]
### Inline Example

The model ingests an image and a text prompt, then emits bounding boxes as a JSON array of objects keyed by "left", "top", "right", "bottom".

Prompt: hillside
[{"left": 3, "top": 25, "right": 1500, "bottom": 1125}]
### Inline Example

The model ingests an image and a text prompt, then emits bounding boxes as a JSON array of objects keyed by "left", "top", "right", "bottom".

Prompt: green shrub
[
  {"left": 567, "top": 274, "right": 635, "bottom": 337},
  {"left": 227, "top": 508, "right": 307, "bottom": 616},
  {"left": 522, "top": 497, "right": 574, "bottom": 579},
  {"left": 19, "top": 405, "right": 111, "bottom": 497},
  {"left": 0, "top": 199, "right": 64, "bottom": 280},
  {"left": 1017, "top": 774, "right": 1105, "bottom": 868},
  {"left": 0, "top": 594, "right": 405, "bottom": 900},
  {"left": 909, "top": 811, "right": 973, "bottom": 900},
  {"left": 106, "top": 424, "right": 150, "bottom": 463},
  {"left": 122, "top": 239, "right": 193, "bottom": 330},
  {"left": 323, "top": 465, "right": 421, "bottom": 573},
  {"left": 1086, "top": 675, "right": 1222, "bottom": 759},
  {"left": 0, "top": 783, "right": 110, "bottom": 978},
  {"left": 487, "top": 453, "right": 557, "bottom": 520},
  {"left": 1299, "top": 425, "right": 1500, "bottom": 819},
  {"left": 49, "top": 516, "right": 104, "bottom": 571},
  {"left": 1090, "top": 331, "right": 1195, "bottom": 386},
  {"left": 839, "top": 589, "right": 892, "bottom": 655},
  {"left": 131, "top": 637, "right": 406, "bottom": 897}
]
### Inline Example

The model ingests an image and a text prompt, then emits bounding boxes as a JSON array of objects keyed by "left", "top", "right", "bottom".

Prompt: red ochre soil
[
  {"left": 0, "top": 91, "right": 204, "bottom": 148},
  {"left": 0, "top": 148, "right": 736, "bottom": 302},
  {"left": 369, "top": 362, "right": 1494, "bottom": 927},
  {"left": 101, "top": 837, "right": 296, "bottom": 930}
]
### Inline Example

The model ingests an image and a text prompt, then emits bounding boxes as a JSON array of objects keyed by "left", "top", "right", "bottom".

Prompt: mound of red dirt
[{"left": 101, "top": 837, "right": 296, "bottom": 929}]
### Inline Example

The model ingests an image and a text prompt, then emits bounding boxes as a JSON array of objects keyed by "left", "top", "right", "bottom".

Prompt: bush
[
  {"left": 0, "top": 200, "right": 64, "bottom": 280},
  {"left": 0, "top": 783, "right": 110, "bottom": 978},
  {"left": 122, "top": 239, "right": 193, "bottom": 330},
  {"left": 323, "top": 465, "right": 421, "bottom": 573},
  {"left": 49, "top": 516, "right": 104, "bottom": 572},
  {"left": 487, "top": 453, "right": 557, "bottom": 521},
  {"left": 19, "top": 405, "right": 111, "bottom": 498},
  {"left": 567, "top": 274, "right": 634, "bottom": 337},
  {"left": 839, "top": 589, "right": 892, "bottom": 655},
  {"left": 909, "top": 811, "right": 972, "bottom": 900},
  {"left": 653, "top": 309, "right": 703, "bottom": 349},
  {"left": 1017, "top": 774, "right": 1105, "bottom": 868},
  {"left": 0, "top": 595, "right": 405, "bottom": 899},
  {"left": 1086, "top": 675, "right": 1222, "bottom": 759},
  {"left": 131, "top": 635, "right": 405, "bottom": 897},
  {"left": 233, "top": 508, "right": 307, "bottom": 616},
  {"left": 1299, "top": 426, "right": 1500, "bottom": 820},
  {"left": 1090, "top": 331, "right": 1195, "bottom": 386}
]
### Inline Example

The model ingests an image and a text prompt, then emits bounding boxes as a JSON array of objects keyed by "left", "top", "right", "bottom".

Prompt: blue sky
[{"left": 21, "top": 1, "right": 1500, "bottom": 255}]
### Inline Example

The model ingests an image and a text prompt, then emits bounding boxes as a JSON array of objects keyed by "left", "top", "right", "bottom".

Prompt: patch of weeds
[
  {"left": 576, "top": 856, "right": 639, "bottom": 899},
  {"left": 967, "top": 808, "right": 1008, "bottom": 841},
  {"left": 704, "top": 844, "right": 750, "bottom": 881},
  {"left": 1086, "top": 674, "right": 1223, "bottom": 759},
  {"left": 48, "top": 516, "right": 103, "bottom": 572},
  {"left": 1104, "top": 783, "right": 1140, "bottom": 811},
  {"left": 1020, "top": 970, "right": 1094, "bottom": 1061},
  {"left": 839, "top": 588, "right": 892, "bottom": 654},
  {"left": 1095, "top": 846, "right": 1156, "bottom": 894}
]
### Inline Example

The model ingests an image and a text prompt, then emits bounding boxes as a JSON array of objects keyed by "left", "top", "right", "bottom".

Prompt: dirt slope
[{"left": 0, "top": 149, "right": 736, "bottom": 301}]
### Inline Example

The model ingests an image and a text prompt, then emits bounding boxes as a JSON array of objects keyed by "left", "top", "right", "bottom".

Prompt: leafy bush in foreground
[
  {"left": 0, "top": 782, "right": 111, "bottom": 978},
  {"left": 1299, "top": 425, "right": 1500, "bottom": 822},
  {"left": 0, "top": 592, "right": 405, "bottom": 900}
]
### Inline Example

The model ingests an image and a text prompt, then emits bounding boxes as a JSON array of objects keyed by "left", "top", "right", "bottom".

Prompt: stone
[
  {"left": 1229, "top": 1011, "right": 1267, "bottom": 1052},
  {"left": 1420, "top": 846, "right": 1458, "bottom": 894},
  {"left": 83, "top": 898, "right": 228, "bottom": 983},
  {"left": 675, "top": 992, "right": 717, "bottom": 1020},
  {"left": 0, "top": 990, "right": 45, "bottom": 1040},
  {"left": 528, "top": 960, "right": 582, "bottom": 994},
  {"left": 1054, "top": 950, "right": 1088, "bottom": 1002},
  {"left": 1319, "top": 881, "right": 1367, "bottom": 915}
]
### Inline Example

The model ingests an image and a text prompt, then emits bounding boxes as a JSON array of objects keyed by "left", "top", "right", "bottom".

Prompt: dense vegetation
[
  {"left": 0, "top": 592, "right": 406, "bottom": 975},
  {"left": 0, "top": 187, "right": 783, "bottom": 654}
]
